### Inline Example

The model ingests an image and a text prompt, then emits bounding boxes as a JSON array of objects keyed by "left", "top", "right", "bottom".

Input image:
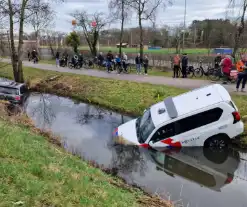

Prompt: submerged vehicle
[
  {"left": 115, "top": 84, "right": 244, "bottom": 148},
  {"left": 0, "top": 80, "right": 28, "bottom": 104}
]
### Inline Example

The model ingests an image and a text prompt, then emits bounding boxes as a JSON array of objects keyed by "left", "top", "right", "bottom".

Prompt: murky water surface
[{"left": 23, "top": 93, "right": 247, "bottom": 207}]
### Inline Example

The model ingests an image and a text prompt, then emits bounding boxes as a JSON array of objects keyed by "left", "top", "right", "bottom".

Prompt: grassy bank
[
  {"left": 0, "top": 104, "right": 171, "bottom": 207},
  {"left": 0, "top": 64, "right": 247, "bottom": 146}
]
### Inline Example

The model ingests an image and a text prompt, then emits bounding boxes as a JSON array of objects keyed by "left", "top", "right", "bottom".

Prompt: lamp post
[{"left": 182, "top": 0, "right": 186, "bottom": 51}]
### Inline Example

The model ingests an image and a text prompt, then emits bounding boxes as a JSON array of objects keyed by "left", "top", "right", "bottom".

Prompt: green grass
[
  {"left": 0, "top": 63, "right": 246, "bottom": 145},
  {"left": 0, "top": 120, "right": 150, "bottom": 207}
]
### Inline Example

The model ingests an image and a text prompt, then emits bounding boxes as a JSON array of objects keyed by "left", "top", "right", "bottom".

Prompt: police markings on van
[
  {"left": 116, "top": 84, "right": 244, "bottom": 148},
  {"left": 181, "top": 137, "right": 200, "bottom": 144}
]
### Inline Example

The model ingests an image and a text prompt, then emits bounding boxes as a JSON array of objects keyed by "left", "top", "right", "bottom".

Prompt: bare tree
[
  {"left": 109, "top": 0, "right": 131, "bottom": 55},
  {"left": 27, "top": 0, "right": 55, "bottom": 51},
  {"left": 0, "top": 0, "right": 63, "bottom": 83},
  {"left": 228, "top": 0, "right": 247, "bottom": 58},
  {"left": 128, "top": 0, "right": 172, "bottom": 58},
  {"left": 72, "top": 11, "right": 112, "bottom": 56}
]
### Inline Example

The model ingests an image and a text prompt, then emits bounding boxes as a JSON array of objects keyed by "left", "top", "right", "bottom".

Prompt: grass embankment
[
  {"left": 0, "top": 103, "right": 171, "bottom": 207},
  {"left": 0, "top": 64, "right": 247, "bottom": 146}
]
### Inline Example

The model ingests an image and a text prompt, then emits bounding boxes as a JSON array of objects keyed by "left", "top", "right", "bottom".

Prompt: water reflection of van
[{"left": 148, "top": 147, "right": 239, "bottom": 192}]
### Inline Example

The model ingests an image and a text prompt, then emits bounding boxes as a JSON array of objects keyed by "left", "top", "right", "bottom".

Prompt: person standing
[
  {"left": 106, "top": 50, "right": 114, "bottom": 72},
  {"left": 173, "top": 54, "right": 180, "bottom": 78},
  {"left": 214, "top": 53, "right": 222, "bottom": 69},
  {"left": 115, "top": 54, "right": 122, "bottom": 74},
  {"left": 135, "top": 53, "right": 142, "bottom": 74},
  {"left": 235, "top": 54, "right": 247, "bottom": 92},
  {"left": 220, "top": 54, "right": 233, "bottom": 84},
  {"left": 181, "top": 53, "right": 188, "bottom": 78},
  {"left": 27, "top": 50, "right": 30, "bottom": 61},
  {"left": 55, "top": 51, "right": 60, "bottom": 67},
  {"left": 122, "top": 52, "right": 128, "bottom": 72},
  {"left": 143, "top": 55, "right": 149, "bottom": 75}
]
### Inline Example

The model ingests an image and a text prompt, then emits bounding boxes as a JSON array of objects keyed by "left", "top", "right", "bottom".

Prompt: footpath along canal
[{"left": 23, "top": 93, "right": 247, "bottom": 207}]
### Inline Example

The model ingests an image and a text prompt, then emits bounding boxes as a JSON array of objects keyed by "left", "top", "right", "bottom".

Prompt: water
[{"left": 23, "top": 93, "right": 247, "bottom": 207}]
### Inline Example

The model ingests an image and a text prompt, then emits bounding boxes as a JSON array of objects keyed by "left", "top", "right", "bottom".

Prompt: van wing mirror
[{"left": 149, "top": 141, "right": 155, "bottom": 147}]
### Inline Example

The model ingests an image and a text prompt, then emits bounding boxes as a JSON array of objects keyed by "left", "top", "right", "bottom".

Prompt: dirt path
[{"left": 2, "top": 59, "right": 244, "bottom": 95}]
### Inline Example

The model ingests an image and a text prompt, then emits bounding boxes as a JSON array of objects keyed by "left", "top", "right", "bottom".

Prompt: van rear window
[{"left": 0, "top": 86, "right": 18, "bottom": 95}]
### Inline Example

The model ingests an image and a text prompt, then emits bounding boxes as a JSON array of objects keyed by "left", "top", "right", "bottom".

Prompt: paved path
[{"left": 1, "top": 59, "right": 244, "bottom": 95}]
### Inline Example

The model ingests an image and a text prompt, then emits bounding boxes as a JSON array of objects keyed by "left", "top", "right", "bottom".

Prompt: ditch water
[{"left": 23, "top": 93, "right": 247, "bottom": 207}]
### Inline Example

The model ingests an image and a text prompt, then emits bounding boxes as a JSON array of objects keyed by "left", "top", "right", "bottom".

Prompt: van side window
[
  {"left": 0, "top": 86, "right": 18, "bottom": 95},
  {"left": 151, "top": 123, "right": 176, "bottom": 143},
  {"left": 177, "top": 108, "right": 223, "bottom": 134},
  {"left": 150, "top": 108, "right": 223, "bottom": 143},
  {"left": 20, "top": 85, "right": 28, "bottom": 94}
]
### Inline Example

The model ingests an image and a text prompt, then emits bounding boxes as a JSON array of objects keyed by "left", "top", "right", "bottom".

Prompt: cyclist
[
  {"left": 97, "top": 52, "right": 104, "bottom": 66},
  {"left": 115, "top": 54, "right": 122, "bottom": 73},
  {"left": 106, "top": 50, "right": 114, "bottom": 72},
  {"left": 214, "top": 53, "right": 222, "bottom": 69}
]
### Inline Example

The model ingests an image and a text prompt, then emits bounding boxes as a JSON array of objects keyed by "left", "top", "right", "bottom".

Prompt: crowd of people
[
  {"left": 27, "top": 49, "right": 247, "bottom": 92},
  {"left": 101, "top": 50, "right": 149, "bottom": 75},
  {"left": 172, "top": 52, "right": 247, "bottom": 92}
]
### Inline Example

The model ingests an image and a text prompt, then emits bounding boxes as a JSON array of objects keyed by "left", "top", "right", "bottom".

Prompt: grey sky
[{"left": 44, "top": 0, "right": 234, "bottom": 33}]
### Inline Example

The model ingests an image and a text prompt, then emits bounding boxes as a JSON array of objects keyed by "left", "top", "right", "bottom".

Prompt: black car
[{"left": 0, "top": 81, "right": 28, "bottom": 104}]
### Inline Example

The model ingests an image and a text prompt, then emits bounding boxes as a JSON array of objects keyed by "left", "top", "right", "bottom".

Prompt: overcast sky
[{"left": 36, "top": 0, "right": 236, "bottom": 33}]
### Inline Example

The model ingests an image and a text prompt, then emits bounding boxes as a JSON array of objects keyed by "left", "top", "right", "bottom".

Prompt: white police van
[{"left": 115, "top": 84, "right": 244, "bottom": 148}]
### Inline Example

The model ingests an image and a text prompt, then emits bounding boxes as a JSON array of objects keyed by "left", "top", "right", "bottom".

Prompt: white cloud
[{"left": 25, "top": 0, "right": 232, "bottom": 33}]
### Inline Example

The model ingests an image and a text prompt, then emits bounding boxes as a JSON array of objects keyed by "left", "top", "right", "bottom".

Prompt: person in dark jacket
[
  {"left": 97, "top": 52, "right": 104, "bottom": 66},
  {"left": 27, "top": 50, "right": 30, "bottom": 61},
  {"left": 181, "top": 53, "right": 188, "bottom": 78},
  {"left": 55, "top": 51, "right": 60, "bottom": 67},
  {"left": 106, "top": 50, "right": 114, "bottom": 72},
  {"left": 135, "top": 53, "right": 143, "bottom": 74},
  {"left": 143, "top": 55, "right": 149, "bottom": 75},
  {"left": 214, "top": 53, "right": 222, "bottom": 68}
]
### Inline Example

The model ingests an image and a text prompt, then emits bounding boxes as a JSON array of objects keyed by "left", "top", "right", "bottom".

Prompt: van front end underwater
[{"left": 115, "top": 84, "right": 244, "bottom": 149}]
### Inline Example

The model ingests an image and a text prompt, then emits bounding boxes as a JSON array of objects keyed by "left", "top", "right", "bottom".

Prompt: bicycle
[
  {"left": 194, "top": 61, "right": 215, "bottom": 78},
  {"left": 208, "top": 68, "right": 237, "bottom": 83},
  {"left": 177, "top": 65, "right": 195, "bottom": 78}
]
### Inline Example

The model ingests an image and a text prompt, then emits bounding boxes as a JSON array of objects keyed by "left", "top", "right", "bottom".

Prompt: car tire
[{"left": 204, "top": 134, "right": 230, "bottom": 149}]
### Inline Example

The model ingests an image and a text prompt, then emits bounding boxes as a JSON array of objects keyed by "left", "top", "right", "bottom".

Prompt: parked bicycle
[
  {"left": 194, "top": 61, "right": 215, "bottom": 78},
  {"left": 177, "top": 65, "right": 195, "bottom": 78},
  {"left": 208, "top": 68, "right": 238, "bottom": 83}
]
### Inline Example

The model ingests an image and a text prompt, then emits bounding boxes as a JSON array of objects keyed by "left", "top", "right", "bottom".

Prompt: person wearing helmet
[{"left": 214, "top": 53, "right": 222, "bottom": 69}]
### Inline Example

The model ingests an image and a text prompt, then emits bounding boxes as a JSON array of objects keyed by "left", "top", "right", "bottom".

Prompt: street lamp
[{"left": 182, "top": 0, "right": 187, "bottom": 51}]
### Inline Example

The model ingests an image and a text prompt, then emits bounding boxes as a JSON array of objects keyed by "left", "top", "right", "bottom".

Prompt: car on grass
[
  {"left": 0, "top": 80, "right": 28, "bottom": 104},
  {"left": 114, "top": 84, "right": 244, "bottom": 148}
]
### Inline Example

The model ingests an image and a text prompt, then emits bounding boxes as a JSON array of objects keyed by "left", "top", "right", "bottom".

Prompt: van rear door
[{"left": 0, "top": 86, "right": 19, "bottom": 102}]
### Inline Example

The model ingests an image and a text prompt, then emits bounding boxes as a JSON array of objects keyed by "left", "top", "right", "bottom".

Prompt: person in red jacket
[{"left": 220, "top": 54, "right": 233, "bottom": 84}]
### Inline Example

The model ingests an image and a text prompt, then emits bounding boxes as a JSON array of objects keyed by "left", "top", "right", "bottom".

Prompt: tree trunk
[
  {"left": 138, "top": 12, "right": 143, "bottom": 59},
  {"left": 233, "top": 3, "right": 247, "bottom": 59},
  {"left": 8, "top": 0, "right": 18, "bottom": 82},
  {"left": 16, "top": 0, "right": 27, "bottom": 83},
  {"left": 119, "top": 0, "right": 124, "bottom": 56}
]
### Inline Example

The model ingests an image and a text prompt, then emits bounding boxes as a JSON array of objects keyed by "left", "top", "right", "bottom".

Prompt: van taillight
[
  {"left": 15, "top": 96, "right": 20, "bottom": 101},
  {"left": 225, "top": 173, "right": 234, "bottom": 184},
  {"left": 232, "top": 111, "right": 241, "bottom": 123}
]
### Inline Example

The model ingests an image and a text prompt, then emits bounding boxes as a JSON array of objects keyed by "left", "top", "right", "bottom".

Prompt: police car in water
[{"left": 115, "top": 84, "right": 244, "bottom": 148}]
